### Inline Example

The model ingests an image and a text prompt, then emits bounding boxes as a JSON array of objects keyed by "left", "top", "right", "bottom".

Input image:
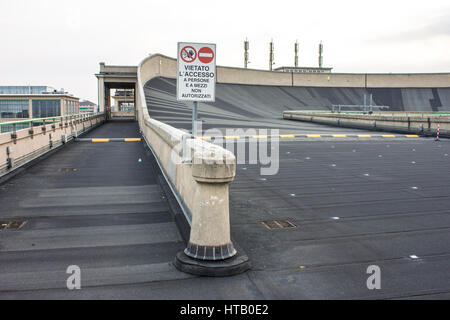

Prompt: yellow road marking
[
  {"left": 280, "top": 135, "right": 296, "bottom": 138},
  {"left": 124, "top": 138, "right": 142, "bottom": 142},
  {"left": 191, "top": 134, "right": 420, "bottom": 141},
  {"left": 92, "top": 139, "right": 109, "bottom": 143}
]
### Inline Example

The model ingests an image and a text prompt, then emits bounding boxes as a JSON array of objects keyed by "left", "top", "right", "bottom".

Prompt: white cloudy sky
[{"left": 1, "top": 0, "right": 449, "bottom": 102}]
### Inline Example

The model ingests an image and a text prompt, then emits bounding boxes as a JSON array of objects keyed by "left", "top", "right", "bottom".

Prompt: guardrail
[
  {"left": 331, "top": 105, "right": 390, "bottom": 114},
  {"left": 0, "top": 113, "right": 103, "bottom": 130},
  {"left": 0, "top": 113, "right": 105, "bottom": 178},
  {"left": 293, "top": 110, "right": 450, "bottom": 116},
  {"left": 136, "top": 54, "right": 250, "bottom": 276},
  {"left": 283, "top": 110, "right": 450, "bottom": 137}
]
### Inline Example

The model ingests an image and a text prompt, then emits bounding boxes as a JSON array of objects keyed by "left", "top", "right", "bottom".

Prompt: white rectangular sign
[{"left": 177, "top": 42, "right": 216, "bottom": 102}]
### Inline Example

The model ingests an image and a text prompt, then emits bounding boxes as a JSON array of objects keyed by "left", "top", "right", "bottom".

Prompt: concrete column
[
  {"left": 98, "top": 77, "right": 105, "bottom": 113},
  {"left": 105, "top": 85, "right": 111, "bottom": 120},
  {"left": 134, "top": 84, "right": 137, "bottom": 121},
  {"left": 28, "top": 99, "right": 32, "bottom": 119},
  {"left": 60, "top": 99, "right": 64, "bottom": 117}
]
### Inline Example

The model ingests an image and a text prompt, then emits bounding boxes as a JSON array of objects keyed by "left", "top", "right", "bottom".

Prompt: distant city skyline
[{"left": 1, "top": 0, "right": 449, "bottom": 102}]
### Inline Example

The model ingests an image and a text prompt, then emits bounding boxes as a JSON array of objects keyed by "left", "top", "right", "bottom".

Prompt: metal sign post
[
  {"left": 192, "top": 101, "right": 198, "bottom": 137},
  {"left": 177, "top": 42, "right": 216, "bottom": 137}
]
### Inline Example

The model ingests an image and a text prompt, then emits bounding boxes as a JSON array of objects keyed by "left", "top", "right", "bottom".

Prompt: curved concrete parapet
[{"left": 136, "top": 54, "right": 251, "bottom": 275}]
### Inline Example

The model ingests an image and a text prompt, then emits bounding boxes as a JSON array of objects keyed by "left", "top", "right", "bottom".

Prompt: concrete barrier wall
[
  {"left": 137, "top": 54, "right": 238, "bottom": 260},
  {"left": 367, "top": 73, "right": 450, "bottom": 88},
  {"left": 142, "top": 54, "right": 450, "bottom": 88},
  {"left": 217, "top": 66, "right": 292, "bottom": 86},
  {"left": 0, "top": 114, "right": 105, "bottom": 177},
  {"left": 283, "top": 111, "right": 450, "bottom": 136},
  {"left": 293, "top": 73, "right": 366, "bottom": 87}
]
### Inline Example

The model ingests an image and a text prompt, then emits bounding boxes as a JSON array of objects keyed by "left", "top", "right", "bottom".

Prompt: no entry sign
[
  {"left": 198, "top": 47, "right": 214, "bottom": 64},
  {"left": 177, "top": 42, "right": 216, "bottom": 102}
]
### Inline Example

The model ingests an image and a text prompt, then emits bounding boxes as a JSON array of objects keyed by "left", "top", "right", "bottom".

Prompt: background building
[
  {"left": 0, "top": 86, "right": 79, "bottom": 133},
  {"left": 112, "top": 89, "right": 134, "bottom": 113},
  {"left": 79, "top": 100, "right": 98, "bottom": 114}
]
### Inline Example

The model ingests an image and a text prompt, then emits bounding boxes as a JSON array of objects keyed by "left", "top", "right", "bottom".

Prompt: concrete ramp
[
  {"left": 0, "top": 122, "right": 189, "bottom": 296},
  {"left": 146, "top": 77, "right": 450, "bottom": 119}
]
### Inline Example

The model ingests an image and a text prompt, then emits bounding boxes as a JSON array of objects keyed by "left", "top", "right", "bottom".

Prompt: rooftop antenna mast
[
  {"left": 244, "top": 38, "right": 250, "bottom": 69},
  {"left": 295, "top": 40, "right": 299, "bottom": 68},
  {"left": 269, "top": 39, "right": 275, "bottom": 71},
  {"left": 319, "top": 41, "right": 324, "bottom": 68}
]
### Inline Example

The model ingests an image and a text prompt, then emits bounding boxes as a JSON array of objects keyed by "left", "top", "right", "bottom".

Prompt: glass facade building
[
  {"left": 32, "top": 100, "right": 61, "bottom": 118},
  {"left": 0, "top": 100, "right": 29, "bottom": 118},
  {"left": 0, "top": 86, "right": 79, "bottom": 133}
]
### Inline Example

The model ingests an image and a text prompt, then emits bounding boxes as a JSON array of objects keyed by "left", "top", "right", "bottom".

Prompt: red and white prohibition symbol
[
  {"left": 181, "top": 46, "right": 197, "bottom": 63},
  {"left": 198, "top": 47, "right": 214, "bottom": 64}
]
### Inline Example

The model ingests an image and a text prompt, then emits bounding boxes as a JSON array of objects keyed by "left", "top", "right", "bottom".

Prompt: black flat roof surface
[
  {"left": 1, "top": 79, "right": 450, "bottom": 299},
  {"left": 229, "top": 139, "right": 450, "bottom": 299}
]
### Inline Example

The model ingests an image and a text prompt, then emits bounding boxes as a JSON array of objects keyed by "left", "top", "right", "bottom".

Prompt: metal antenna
[
  {"left": 244, "top": 38, "right": 250, "bottom": 69},
  {"left": 269, "top": 39, "right": 275, "bottom": 71},
  {"left": 319, "top": 41, "right": 324, "bottom": 68}
]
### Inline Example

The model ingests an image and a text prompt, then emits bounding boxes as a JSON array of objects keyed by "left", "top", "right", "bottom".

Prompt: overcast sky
[{"left": 1, "top": 0, "right": 449, "bottom": 102}]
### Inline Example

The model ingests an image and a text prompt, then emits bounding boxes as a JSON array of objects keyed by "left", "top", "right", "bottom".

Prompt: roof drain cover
[
  {"left": 262, "top": 220, "right": 296, "bottom": 230},
  {"left": 0, "top": 221, "right": 27, "bottom": 229}
]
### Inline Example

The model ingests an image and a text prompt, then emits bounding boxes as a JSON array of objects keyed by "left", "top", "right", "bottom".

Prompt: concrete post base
[
  {"left": 184, "top": 242, "right": 237, "bottom": 261},
  {"left": 174, "top": 250, "right": 251, "bottom": 277}
]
